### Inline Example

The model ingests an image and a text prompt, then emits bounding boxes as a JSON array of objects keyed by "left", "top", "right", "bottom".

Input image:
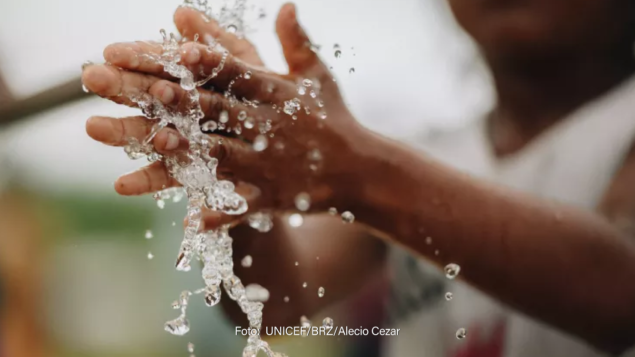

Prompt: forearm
[{"left": 348, "top": 130, "right": 635, "bottom": 353}]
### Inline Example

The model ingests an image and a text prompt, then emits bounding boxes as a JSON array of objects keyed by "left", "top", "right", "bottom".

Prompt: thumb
[{"left": 275, "top": 4, "right": 327, "bottom": 78}]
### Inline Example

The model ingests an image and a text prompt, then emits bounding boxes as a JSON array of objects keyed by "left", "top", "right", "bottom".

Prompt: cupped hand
[{"left": 84, "top": 3, "right": 371, "bottom": 229}]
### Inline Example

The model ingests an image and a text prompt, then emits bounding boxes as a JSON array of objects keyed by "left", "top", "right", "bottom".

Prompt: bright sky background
[{"left": 0, "top": 0, "right": 494, "bottom": 193}]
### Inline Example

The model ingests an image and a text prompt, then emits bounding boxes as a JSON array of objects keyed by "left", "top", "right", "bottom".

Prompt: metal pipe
[{"left": 0, "top": 77, "right": 90, "bottom": 126}]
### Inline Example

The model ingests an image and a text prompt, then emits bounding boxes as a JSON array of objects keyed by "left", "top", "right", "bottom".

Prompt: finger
[
  {"left": 147, "top": 79, "right": 271, "bottom": 140},
  {"left": 276, "top": 3, "right": 327, "bottom": 78},
  {"left": 174, "top": 6, "right": 264, "bottom": 66},
  {"left": 104, "top": 40, "right": 291, "bottom": 104},
  {"left": 82, "top": 64, "right": 160, "bottom": 107},
  {"left": 115, "top": 161, "right": 181, "bottom": 196},
  {"left": 86, "top": 115, "right": 188, "bottom": 153},
  {"left": 115, "top": 136, "right": 258, "bottom": 196},
  {"left": 180, "top": 42, "right": 296, "bottom": 103},
  {"left": 103, "top": 41, "right": 172, "bottom": 78},
  {"left": 86, "top": 115, "right": 154, "bottom": 146},
  {"left": 200, "top": 182, "right": 264, "bottom": 230}
]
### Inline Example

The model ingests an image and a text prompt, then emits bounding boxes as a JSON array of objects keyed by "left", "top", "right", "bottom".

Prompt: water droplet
[
  {"left": 425, "top": 237, "right": 433, "bottom": 245},
  {"left": 298, "top": 86, "right": 307, "bottom": 95},
  {"left": 284, "top": 296, "right": 290, "bottom": 303},
  {"left": 318, "top": 287, "right": 325, "bottom": 298},
  {"left": 283, "top": 98, "right": 302, "bottom": 115},
  {"left": 201, "top": 121, "right": 218, "bottom": 132},
  {"left": 188, "top": 342, "right": 195, "bottom": 353},
  {"left": 157, "top": 199, "right": 166, "bottom": 209},
  {"left": 302, "top": 282, "right": 308, "bottom": 288},
  {"left": 302, "top": 79, "right": 313, "bottom": 87},
  {"left": 295, "top": 261, "right": 299, "bottom": 266},
  {"left": 334, "top": 50, "right": 342, "bottom": 58},
  {"left": 300, "top": 316, "right": 311, "bottom": 337},
  {"left": 219, "top": 111, "right": 229, "bottom": 123},
  {"left": 204, "top": 285, "right": 221, "bottom": 307},
  {"left": 435, "top": 250, "right": 440, "bottom": 256},
  {"left": 308, "top": 148, "right": 322, "bottom": 161},
  {"left": 318, "top": 111, "right": 328, "bottom": 120},
  {"left": 248, "top": 212, "right": 274, "bottom": 233},
  {"left": 456, "top": 328, "right": 467, "bottom": 340},
  {"left": 241, "top": 255, "right": 253, "bottom": 268},
  {"left": 253, "top": 135, "right": 268, "bottom": 152},
  {"left": 171, "top": 300, "right": 181, "bottom": 309},
  {"left": 349, "top": 67, "right": 355, "bottom": 74},
  {"left": 328, "top": 207, "right": 338, "bottom": 215},
  {"left": 82, "top": 84, "right": 90, "bottom": 93},
  {"left": 445, "top": 292, "right": 453, "bottom": 301},
  {"left": 226, "top": 24, "right": 238, "bottom": 33},
  {"left": 245, "top": 284, "right": 270, "bottom": 302},
  {"left": 244, "top": 117, "right": 255, "bottom": 129},
  {"left": 294, "top": 192, "right": 311, "bottom": 212},
  {"left": 444, "top": 263, "right": 461, "bottom": 279},
  {"left": 147, "top": 252, "right": 154, "bottom": 260},
  {"left": 323, "top": 317, "right": 334, "bottom": 328},
  {"left": 238, "top": 111, "right": 247, "bottom": 121},
  {"left": 145, "top": 230, "right": 154, "bottom": 239},
  {"left": 244, "top": 71, "right": 252, "bottom": 80},
  {"left": 288, "top": 213, "right": 304, "bottom": 228},
  {"left": 81, "top": 60, "right": 93, "bottom": 70},
  {"left": 165, "top": 316, "right": 190, "bottom": 336},
  {"left": 172, "top": 221, "right": 176, "bottom": 226},
  {"left": 341, "top": 211, "right": 355, "bottom": 223}
]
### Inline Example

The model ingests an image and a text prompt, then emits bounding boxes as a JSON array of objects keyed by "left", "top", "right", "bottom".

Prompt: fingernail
[
  {"left": 160, "top": 85, "right": 175, "bottom": 104},
  {"left": 165, "top": 131, "right": 179, "bottom": 150},
  {"left": 86, "top": 116, "right": 118, "bottom": 144}
]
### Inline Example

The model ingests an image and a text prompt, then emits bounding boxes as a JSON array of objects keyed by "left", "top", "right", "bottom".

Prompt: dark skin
[{"left": 82, "top": 0, "right": 635, "bottom": 354}]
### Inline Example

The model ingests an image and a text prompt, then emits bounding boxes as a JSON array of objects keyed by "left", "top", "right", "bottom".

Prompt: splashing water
[
  {"left": 341, "top": 211, "right": 355, "bottom": 223},
  {"left": 101, "top": 1, "right": 339, "bottom": 355},
  {"left": 444, "top": 263, "right": 461, "bottom": 280},
  {"left": 112, "top": 5, "right": 288, "bottom": 356},
  {"left": 456, "top": 328, "right": 467, "bottom": 340}
]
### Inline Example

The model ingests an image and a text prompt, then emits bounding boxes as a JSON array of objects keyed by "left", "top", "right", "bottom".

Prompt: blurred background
[{"left": 0, "top": 0, "right": 493, "bottom": 356}]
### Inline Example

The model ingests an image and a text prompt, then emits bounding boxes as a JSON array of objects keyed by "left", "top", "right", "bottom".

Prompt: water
[
  {"left": 148, "top": 252, "right": 154, "bottom": 260},
  {"left": 444, "top": 263, "right": 461, "bottom": 280},
  {"left": 245, "top": 284, "right": 270, "bottom": 302},
  {"left": 241, "top": 255, "right": 253, "bottom": 268},
  {"left": 300, "top": 316, "right": 311, "bottom": 337},
  {"left": 112, "top": 3, "right": 290, "bottom": 355},
  {"left": 322, "top": 317, "right": 333, "bottom": 328},
  {"left": 248, "top": 212, "right": 273, "bottom": 233},
  {"left": 288, "top": 213, "right": 304, "bottom": 228},
  {"left": 456, "top": 328, "right": 467, "bottom": 340},
  {"left": 317, "top": 287, "right": 325, "bottom": 298},
  {"left": 302, "top": 282, "right": 308, "bottom": 288},
  {"left": 253, "top": 135, "right": 268, "bottom": 151},
  {"left": 445, "top": 292, "right": 453, "bottom": 301},
  {"left": 145, "top": 230, "right": 154, "bottom": 239},
  {"left": 294, "top": 192, "right": 311, "bottom": 212},
  {"left": 104, "top": 1, "right": 342, "bottom": 355},
  {"left": 341, "top": 211, "right": 355, "bottom": 223},
  {"left": 188, "top": 342, "right": 195, "bottom": 353}
]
